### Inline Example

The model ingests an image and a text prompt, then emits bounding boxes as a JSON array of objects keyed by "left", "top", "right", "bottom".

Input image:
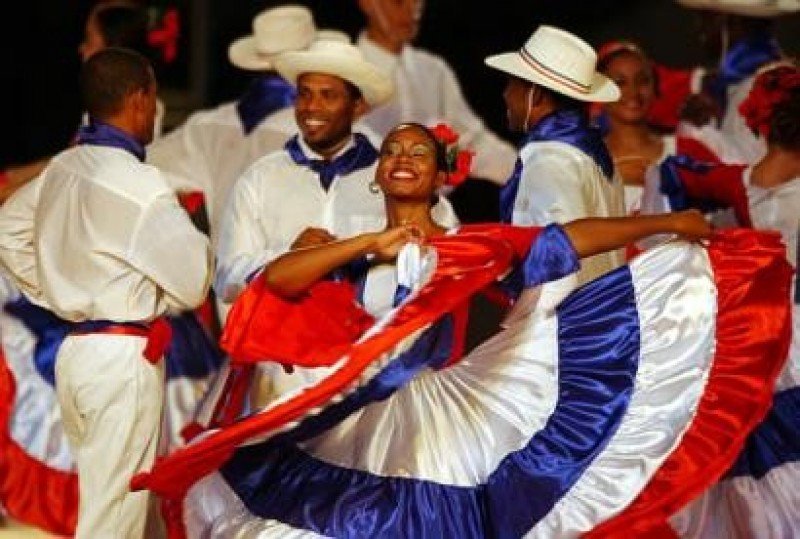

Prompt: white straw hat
[
  {"left": 315, "top": 28, "right": 351, "bottom": 44},
  {"left": 229, "top": 5, "right": 315, "bottom": 71},
  {"left": 274, "top": 40, "right": 394, "bottom": 106},
  {"left": 484, "top": 26, "right": 620, "bottom": 103},
  {"left": 676, "top": 0, "right": 800, "bottom": 17}
]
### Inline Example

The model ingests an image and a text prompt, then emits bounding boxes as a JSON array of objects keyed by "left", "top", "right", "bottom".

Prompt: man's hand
[{"left": 291, "top": 227, "right": 337, "bottom": 250}]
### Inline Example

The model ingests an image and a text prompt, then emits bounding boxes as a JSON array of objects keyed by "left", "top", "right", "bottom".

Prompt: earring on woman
[{"left": 369, "top": 180, "right": 381, "bottom": 194}]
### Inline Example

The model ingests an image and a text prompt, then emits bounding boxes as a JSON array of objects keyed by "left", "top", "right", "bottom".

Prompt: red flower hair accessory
[
  {"left": 148, "top": 7, "right": 180, "bottom": 64},
  {"left": 739, "top": 64, "right": 800, "bottom": 139},
  {"left": 430, "top": 123, "right": 474, "bottom": 187}
]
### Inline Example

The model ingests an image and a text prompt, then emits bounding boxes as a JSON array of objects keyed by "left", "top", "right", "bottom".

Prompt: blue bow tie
[
  {"left": 284, "top": 133, "right": 379, "bottom": 191},
  {"left": 76, "top": 119, "right": 146, "bottom": 162}
]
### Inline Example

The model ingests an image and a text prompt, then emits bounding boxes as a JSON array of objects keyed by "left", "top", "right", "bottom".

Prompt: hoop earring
[{"left": 369, "top": 180, "right": 381, "bottom": 194}]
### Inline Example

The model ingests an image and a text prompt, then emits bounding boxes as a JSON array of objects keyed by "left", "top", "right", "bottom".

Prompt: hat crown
[
  {"left": 521, "top": 26, "right": 598, "bottom": 91},
  {"left": 252, "top": 5, "right": 315, "bottom": 55},
  {"left": 299, "top": 40, "right": 367, "bottom": 67}
]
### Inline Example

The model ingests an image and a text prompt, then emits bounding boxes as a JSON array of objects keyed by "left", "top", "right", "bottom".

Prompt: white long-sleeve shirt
[
  {"left": 215, "top": 133, "right": 457, "bottom": 304},
  {"left": 357, "top": 34, "right": 516, "bottom": 185},
  {"left": 0, "top": 145, "right": 212, "bottom": 322},
  {"left": 147, "top": 104, "right": 299, "bottom": 246}
]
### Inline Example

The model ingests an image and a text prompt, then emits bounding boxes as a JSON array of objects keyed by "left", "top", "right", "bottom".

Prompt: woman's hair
[
  {"left": 383, "top": 122, "right": 448, "bottom": 171},
  {"left": 769, "top": 88, "right": 800, "bottom": 151},
  {"left": 596, "top": 41, "right": 658, "bottom": 95},
  {"left": 93, "top": 2, "right": 150, "bottom": 57}
]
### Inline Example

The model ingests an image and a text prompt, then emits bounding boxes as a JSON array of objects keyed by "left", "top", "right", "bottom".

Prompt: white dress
[{"left": 166, "top": 225, "right": 792, "bottom": 538}]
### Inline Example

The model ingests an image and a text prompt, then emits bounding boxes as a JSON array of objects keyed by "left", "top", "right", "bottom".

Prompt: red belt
[{"left": 70, "top": 317, "right": 173, "bottom": 364}]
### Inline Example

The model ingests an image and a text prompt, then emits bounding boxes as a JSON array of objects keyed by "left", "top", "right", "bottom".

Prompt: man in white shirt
[
  {"left": 0, "top": 48, "right": 211, "bottom": 539},
  {"left": 356, "top": 0, "right": 516, "bottom": 185},
  {"left": 214, "top": 40, "right": 455, "bottom": 409},
  {"left": 485, "top": 26, "right": 625, "bottom": 313},
  {"left": 147, "top": 5, "right": 318, "bottom": 245}
]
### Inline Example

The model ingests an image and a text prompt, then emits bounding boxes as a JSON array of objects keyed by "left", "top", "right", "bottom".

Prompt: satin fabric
[
  {"left": 236, "top": 75, "right": 296, "bottom": 135},
  {"left": 659, "top": 157, "right": 752, "bottom": 227},
  {"left": 186, "top": 238, "right": 717, "bottom": 539},
  {"left": 711, "top": 33, "right": 782, "bottom": 110},
  {"left": 585, "top": 230, "right": 793, "bottom": 538},
  {"left": 284, "top": 133, "right": 379, "bottom": 191},
  {"left": 0, "top": 277, "right": 78, "bottom": 535},
  {"left": 500, "top": 110, "right": 615, "bottom": 223},
  {"left": 182, "top": 233, "right": 790, "bottom": 539},
  {"left": 727, "top": 386, "right": 800, "bottom": 479},
  {"left": 75, "top": 119, "right": 146, "bottom": 162},
  {"left": 133, "top": 225, "right": 533, "bottom": 498}
]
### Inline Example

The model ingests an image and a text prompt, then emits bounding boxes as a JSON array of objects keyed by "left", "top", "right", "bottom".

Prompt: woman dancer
[
  {"left": 136, "top": 122, "right": 793, "bottom": 538},
  {"left": 640, "top": 65, "right": 800, "bottom": 538}
]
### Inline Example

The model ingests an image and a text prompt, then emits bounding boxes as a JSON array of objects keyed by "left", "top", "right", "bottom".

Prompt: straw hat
[
  {"left": 676, "top": 0, "right": 800, "bottom": 17},
  {"left": 274, "top": 40, "right": 394, "bottom": 106},
  {"left": 229, "top": 5, "right": 315, "bottom": 71},
  {"left": 485, "top": 26, "right": 620, "bottom": 103}
]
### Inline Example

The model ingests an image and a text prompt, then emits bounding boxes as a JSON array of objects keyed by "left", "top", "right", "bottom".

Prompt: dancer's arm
[
  {"left": 564, "top": 210, "right": 710, "bottom": 258},
  {"left": 262, "top": 226, "right": 417, "bottom": 298}
]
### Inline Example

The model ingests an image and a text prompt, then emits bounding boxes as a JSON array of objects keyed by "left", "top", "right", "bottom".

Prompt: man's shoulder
[
  {"left": 182, "top": 101, "right": 240, "bottom": 128},
  {"left": 405, "top": 45, "right": 449, "bottom": 70},
  {"left": 237, "top": 147, "right": 296, "bottom": 184}
]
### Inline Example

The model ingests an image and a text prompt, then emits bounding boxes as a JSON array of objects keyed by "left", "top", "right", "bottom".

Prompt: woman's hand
[
  {"left": 671, "top": 210, "right": 712, "bottom": 242},
  {"left": 371, "top": 225, "right": 421, "bottom": 261}
]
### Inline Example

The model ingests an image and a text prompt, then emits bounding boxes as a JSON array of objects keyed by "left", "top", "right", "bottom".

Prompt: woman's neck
[
  {"left": 385, "top": 200, "right": 447, "bottom": 237},
  {"left": 751, "top": 146, "right": 800, "bottom": 188},
  {"left": 605, "top": 120, "right": 659, "bottom": 154}
]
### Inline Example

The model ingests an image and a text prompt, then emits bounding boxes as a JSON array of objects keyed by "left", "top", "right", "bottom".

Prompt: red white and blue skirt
[{"left": 140, "top": 228, "right": 791, "bottom": 538}]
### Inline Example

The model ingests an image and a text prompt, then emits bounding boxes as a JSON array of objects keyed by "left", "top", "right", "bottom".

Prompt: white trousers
[{"left": 56, "top": 334, "right": 164, "bottom": 539}]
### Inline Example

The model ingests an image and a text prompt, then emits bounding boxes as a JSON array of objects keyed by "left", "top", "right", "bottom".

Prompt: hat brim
[
  {"left": 229, "top": 36, "right": 277, "bottom": 71},
  {"left": 676, "top": 0, "right": 798, "bottom": 17},
  {"left": 274, "top": 51, "right": 394, "bottom": 107},
  {"left": 485, "top": 52, "right": 620, "bottom": 103}
]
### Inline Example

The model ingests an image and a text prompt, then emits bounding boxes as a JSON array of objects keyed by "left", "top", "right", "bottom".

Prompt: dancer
[
  {"left": 638, "top": 65, "right": 800, "bottom": 538},
  {"left": 134, "top": 122, "right": 793, "bottom": 539},
  {"left": 0, "top": 49, "right": 211, "bottom": 539},
  {"left": 484, "top": 25, "right": 625, "bottom": 316}
]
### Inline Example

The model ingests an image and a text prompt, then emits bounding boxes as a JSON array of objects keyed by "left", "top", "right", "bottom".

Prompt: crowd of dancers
[{"left": 0, "top": 0, "right": 798, "bottom": 538}]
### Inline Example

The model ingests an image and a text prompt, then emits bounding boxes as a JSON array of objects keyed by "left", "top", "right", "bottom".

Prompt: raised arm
[
  {"left": 563, "top": 210, "right": 711, "bottom": 259},
  {"left": 263, "top": 226, "right": 416, "bottom": 299}
]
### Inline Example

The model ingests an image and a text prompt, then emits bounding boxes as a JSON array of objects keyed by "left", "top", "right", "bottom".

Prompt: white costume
[
  {"left": 357, "top": 34, "right": 516, "bottom": 185},
  {"left": 0, "top": 145, "right": 211, "bottom": 538},
  {"left": 147, "top": 104, "right": 298, "bottom": 245}
]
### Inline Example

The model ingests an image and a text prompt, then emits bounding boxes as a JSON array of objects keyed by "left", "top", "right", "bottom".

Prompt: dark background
[{"left": 4, "top": 0, "right": 800, "bottom": 167}]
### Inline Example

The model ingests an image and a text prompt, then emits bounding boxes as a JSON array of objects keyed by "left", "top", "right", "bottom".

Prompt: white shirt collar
[{"left": 296, "top": 133, "right": 357, "bottom": 161}]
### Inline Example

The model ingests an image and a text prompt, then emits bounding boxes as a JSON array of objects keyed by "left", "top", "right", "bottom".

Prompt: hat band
[{"left": 519, "top": 47, "right": 591, "bottom": 94}]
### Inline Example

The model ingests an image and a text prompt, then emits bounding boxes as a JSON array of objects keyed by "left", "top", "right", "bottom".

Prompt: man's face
[
  {"left": 295, "top": 73, "right": 363, "bottom": 156},
  {"left": 362, "top": 0, "right": 424, "bottom": 47},
  {"left": 503, "top": 76, "right": 534, "bottom": 132}
]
